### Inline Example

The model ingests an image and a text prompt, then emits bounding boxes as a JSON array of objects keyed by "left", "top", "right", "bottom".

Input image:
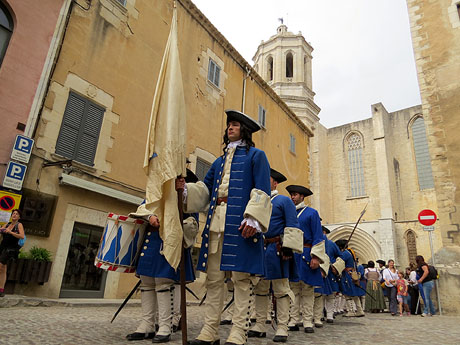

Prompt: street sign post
[
  {"left": 417, "top": 209, "right": 442, "bottom": 315},
  {"left": 2, "top": 161, "right": 27, "bottom": 191},
  {"left": 418, "top": 209, "right": 437, "bottom": 226}
]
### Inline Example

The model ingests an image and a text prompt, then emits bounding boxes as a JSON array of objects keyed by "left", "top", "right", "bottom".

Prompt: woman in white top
[{"left": 382, "top": 259, "right": 399, "bottom": 315}]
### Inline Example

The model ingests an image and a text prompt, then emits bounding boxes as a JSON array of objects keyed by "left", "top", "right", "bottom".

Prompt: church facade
[{"left": 253, "top": 25, "right": 440, "bottom": 274}]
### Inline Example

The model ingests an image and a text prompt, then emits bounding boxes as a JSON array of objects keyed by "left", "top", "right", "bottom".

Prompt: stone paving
[{"left": 1, "top": 301, "right": 460, "bottom": 345}]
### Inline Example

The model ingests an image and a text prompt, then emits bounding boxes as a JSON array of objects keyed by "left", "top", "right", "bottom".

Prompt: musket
[
  {"left": 222, "top": 293, "right": 234, "bottom": 313},
  {"left": 185, "top": 286, "right": 200, "bottom": 300},
  {"left": 111, "top": 279, "right": 141, "bottom": 323},
  {"left": 345, "top": 202, "right": 368, "bottom": 247}
]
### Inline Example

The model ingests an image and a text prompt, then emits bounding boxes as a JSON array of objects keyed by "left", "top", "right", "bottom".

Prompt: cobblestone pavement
[{"left": 1, "top": 304, "right": 460, "bottom": 345}]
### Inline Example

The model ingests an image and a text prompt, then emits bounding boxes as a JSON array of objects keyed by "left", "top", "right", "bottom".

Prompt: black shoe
[
  {"left": 265, "top": 320, "right": 272, "bottom": 324},
  {"left": 250, "top": 318, "right": 256, "bottom": 323},
  {"left": 224, "top": 343, "right": 240, "bottom": 345},
  {"left": 314, "top": 323, "right": 323, "bottom": 328},
  {"left": 273, "top": 335, "right": 288, "bottom": 343},
  {"left": 188, "top": 340, "right": 220, "bottom": 345},
  {"left": 126, "top": 332, "right": 155, "bottom": 341},
  {"left": 247, "top": 330, "right": 266, "bottom": 338},
  {"left": 172, "top": 324, "right": 180, "bottom": 333},
  {"left": 220, "top": 319, "right": 232, "bottom": 325},
  {"left": 288, "top": 325, "right": 299, "bottom": 331},
  {"left": 152, "top": 334, "right": 171, "bottom": 343},
  {"left": 326, "top": 319, "right": 334, "bottom": 324},
  {"left": 304, "top": 327, "right": 314, "bottom": 333}
]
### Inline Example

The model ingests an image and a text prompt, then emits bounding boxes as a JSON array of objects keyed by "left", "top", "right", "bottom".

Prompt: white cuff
[{"left": 241, "top": 216, "right": 262, "bottom": 233}]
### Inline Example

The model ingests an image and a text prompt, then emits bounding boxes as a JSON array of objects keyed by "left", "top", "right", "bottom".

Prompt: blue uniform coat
[
  {"left": 263, "top": 193, "right": 300, "bottom": 280},
  {"left": 197, "top": 146, "right": 271, "bottom": 275},
  {"left": 292, "top": 206, "right": 323, "bottom": 287},
  {"left": 338, "top": 249, "right": 363, "bottom": 296},
  {"left": 136, "top": 213, "right": 197, "bottom": 282},
  {"left": 315, "top": 237, "right": 342, "bottom": 295}
]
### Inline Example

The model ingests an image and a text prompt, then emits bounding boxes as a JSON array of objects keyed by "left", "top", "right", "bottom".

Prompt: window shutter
[
  {"left": 76, "top": 102, "right": 104, "bottom": 165},
  {"left": 56, "top": 93, "right": 85, "bottom": 159},
  {"left": 56, "top": 92, "right": 104, "bottom": 166}
]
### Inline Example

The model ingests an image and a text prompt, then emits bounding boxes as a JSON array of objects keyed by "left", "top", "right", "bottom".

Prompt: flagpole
[{"left": 177, "top": 187, "right": 187, "bottom": 345}]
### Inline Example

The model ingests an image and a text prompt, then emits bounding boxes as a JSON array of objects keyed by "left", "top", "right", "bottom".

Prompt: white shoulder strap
[{"left": 297, "top": 206, "right": 307, "bottom": 218}]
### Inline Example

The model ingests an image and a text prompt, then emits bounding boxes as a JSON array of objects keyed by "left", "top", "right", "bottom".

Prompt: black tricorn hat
[
  {"left": 286, "top": 185, "right": 313, "bottom": 197},
  {"left": 225, "top": 109, "right": 261, "bottom": 133},
  {"left": 322, "top": 226, "right": 330, "bottom": 234},
  {"left": 270, "top": 168, "right": 287, "bottom": 183},
  {"left": 376, "top": 260, "right": 386, "bottom": 266},
  {"left": 185, "top": 168, "right": 199, "bottom": 183}
]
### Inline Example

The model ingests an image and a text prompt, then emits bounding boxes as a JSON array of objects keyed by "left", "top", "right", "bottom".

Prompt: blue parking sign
[
  {"left": 11, "top": 135, "right": 34, "bottom": 163},
  {"left": 3, "top": 161, "right": 27, "bottom": 191}
]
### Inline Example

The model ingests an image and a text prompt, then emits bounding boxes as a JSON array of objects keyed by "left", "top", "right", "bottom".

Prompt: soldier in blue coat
[
  {"left": 334, "top": 239, "right": 365, "bottom": 317},
  {"left": 248, "top": 168, "right": 299, "bottom": 343},
  {"left": 312, "top": 226, "right": 343, "bottom": 326},
  {"left": 126, "top": 170, "right": 198, "bottom": 343},
  {"left": 177, "top": 110, "right": 272, "bottom": 345},
  {"left": 286, "top": 185, "right": 327, "bottom": 334}
]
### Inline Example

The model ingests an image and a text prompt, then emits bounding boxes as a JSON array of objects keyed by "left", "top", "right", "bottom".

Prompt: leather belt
[
  {"left": 217, "top": 197, "right": 228, "bottom": 204},
  {"left": 264, "top": 236, "right": 281, "bottom": 245},
  {"left": 303, "top": 243, "right": 312, "bottom": 248}
]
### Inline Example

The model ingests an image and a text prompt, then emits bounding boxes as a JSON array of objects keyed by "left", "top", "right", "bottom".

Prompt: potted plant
[{"left": 7, "top": 246, "right": 53, "bottom": 284}]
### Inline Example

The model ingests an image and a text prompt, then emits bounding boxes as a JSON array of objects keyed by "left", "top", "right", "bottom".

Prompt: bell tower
[{"left": 253, "top": 24, "right": 320, "bottom": 129}]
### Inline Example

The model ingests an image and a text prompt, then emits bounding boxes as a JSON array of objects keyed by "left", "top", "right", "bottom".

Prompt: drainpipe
[{"left": 241, "top": 66, "right": 251, "bottom": 113}]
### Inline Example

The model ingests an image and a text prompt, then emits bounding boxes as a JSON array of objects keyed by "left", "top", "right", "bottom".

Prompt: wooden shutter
[{"left": 56, "top": 92, "right": 104, "bottom": 166}]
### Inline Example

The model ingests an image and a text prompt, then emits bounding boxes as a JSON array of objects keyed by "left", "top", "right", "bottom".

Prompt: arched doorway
[{"left": 328, "top": 226, "right": 382, "bottom": 264}]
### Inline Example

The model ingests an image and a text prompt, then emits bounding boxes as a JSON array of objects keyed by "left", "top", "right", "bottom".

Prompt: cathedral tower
[{"left": 253, "top": 24, "right": 320, "bottom": 129}]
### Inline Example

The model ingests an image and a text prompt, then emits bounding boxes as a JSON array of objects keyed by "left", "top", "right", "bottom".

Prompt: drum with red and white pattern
[{"left": 95, "top": 213, "right": 147, "bottom": 273}]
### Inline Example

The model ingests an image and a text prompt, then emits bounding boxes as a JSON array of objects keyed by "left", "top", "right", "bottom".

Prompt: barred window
[
  {"left": 195, "top": 157, "right": 211, "bottom": 182},
  {"left": 412, "top": 117, "right": 434, "bottom": 190},
  {"left": 258, "top": 105, "right": 266, "bottom": 128},
  {"left": 289, "top": 134, "right": 296, "bottom": 154},
  {"left": 207, "top": 58, "right": 220, "bottom": 87},
  {"left": 347, "top": 133, "right": 365, "bottom": 197}
]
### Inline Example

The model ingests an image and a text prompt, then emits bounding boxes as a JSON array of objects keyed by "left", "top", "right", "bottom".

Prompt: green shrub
[
  {"left": 18, "top": 250, "right": 31, "bottom": 260},
  {"left": 28, "top": 246, "right": 53, "bottom": 262}
]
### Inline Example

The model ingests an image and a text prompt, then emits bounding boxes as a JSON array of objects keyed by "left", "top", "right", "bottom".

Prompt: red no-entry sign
[{"left": 418, "top": 209, "right": 437, "bottom": 226}]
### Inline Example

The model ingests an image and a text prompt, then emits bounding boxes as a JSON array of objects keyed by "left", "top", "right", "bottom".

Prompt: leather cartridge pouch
[{"left": 281, "top": 227, "right": 304, "bottom": 254}]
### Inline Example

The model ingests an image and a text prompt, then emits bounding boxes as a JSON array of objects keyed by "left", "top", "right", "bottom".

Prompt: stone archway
[{"left": 328, "top": 226, "right": 382, "bottom": 264}]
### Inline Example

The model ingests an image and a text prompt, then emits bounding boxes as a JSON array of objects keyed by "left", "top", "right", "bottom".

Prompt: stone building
[
  {"left": 254, "top": 25, "right": 441, "bottom": 271},
  {"left": 7, "top": 0, "right": 312, "bottom": 299},
  {"left": 406, "top": 0, "right": 460, "bottom": 314}
]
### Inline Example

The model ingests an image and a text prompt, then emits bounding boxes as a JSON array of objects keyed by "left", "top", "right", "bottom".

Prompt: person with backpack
[
  {"left": 415, "top": 255, "right": 436, "bottom": 316},
  {"left": 0, "top": 209, "right": 25, "bottom": 297}
]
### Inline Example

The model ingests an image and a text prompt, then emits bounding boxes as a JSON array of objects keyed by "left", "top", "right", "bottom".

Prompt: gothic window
[
  {"left": 411, "top": 117, "right": 434, "bottom": 190},
  {"left": 347, "top": 133, "right": 365, "bottom": 197},
  {"left": 406, "top": 230, "right": 417, "bottom": 264},
  {"left": 286, "top": 52, "right": 293, "bottom": 78},
  {"left": 0, "top": 1, "right": 13, "bottom": 67},
  {"left": 267, "top": 56, "right": 273, "bottom": 81}
]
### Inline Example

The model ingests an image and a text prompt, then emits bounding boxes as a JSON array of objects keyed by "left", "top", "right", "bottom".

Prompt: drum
[{"left": 95, "top": 213, "right": 147, "bottom": 273}]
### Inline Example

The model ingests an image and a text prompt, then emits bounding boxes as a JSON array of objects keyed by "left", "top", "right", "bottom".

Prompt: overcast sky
[{"left": 191, "top": 0, "right": 421, "bottom": 128}]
